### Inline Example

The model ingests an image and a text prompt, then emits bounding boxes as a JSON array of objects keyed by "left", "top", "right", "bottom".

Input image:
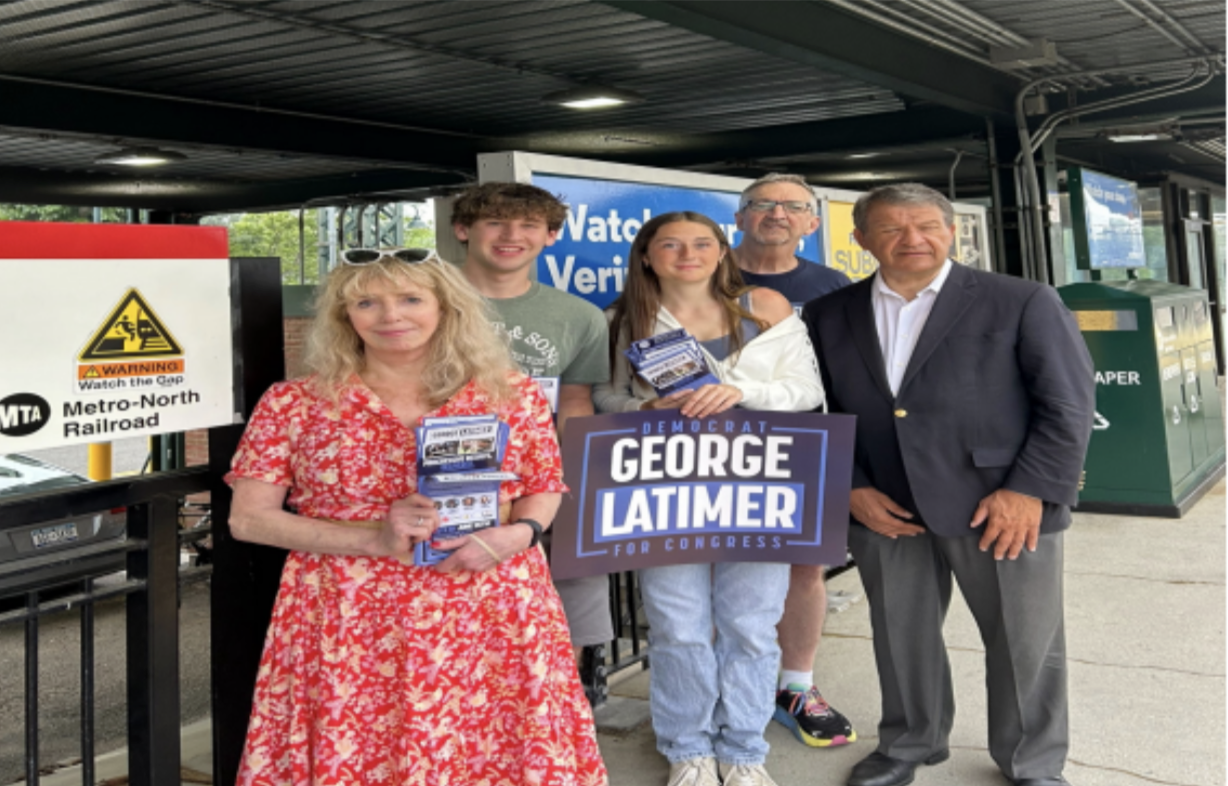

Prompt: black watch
[{"left": 512, "top": 518, "right": 544, "bottom": 549}]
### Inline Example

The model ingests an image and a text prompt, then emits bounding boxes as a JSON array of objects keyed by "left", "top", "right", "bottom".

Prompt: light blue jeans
[{"left": 639, "top": 560, "right": 790, "bottom": 765}]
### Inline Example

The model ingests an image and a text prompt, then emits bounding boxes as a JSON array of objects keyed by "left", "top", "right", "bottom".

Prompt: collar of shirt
[
  {"left": 871, "top": 258, "right": 954, "bottom": 303},
  {"left": 870, "top": 259, "right": 954, "bottom": 396}
]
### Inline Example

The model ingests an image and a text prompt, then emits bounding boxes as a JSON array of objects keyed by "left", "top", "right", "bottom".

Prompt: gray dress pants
[{"left": 848, "top": 525, "right": 1069, "bottom": 781}]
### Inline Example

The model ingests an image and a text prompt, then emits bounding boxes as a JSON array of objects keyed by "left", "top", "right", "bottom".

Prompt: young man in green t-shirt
[{"left": 453, "top": 182, "right": 613, "bottom": 656}]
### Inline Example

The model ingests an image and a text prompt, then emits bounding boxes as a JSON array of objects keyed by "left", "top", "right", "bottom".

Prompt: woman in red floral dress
[{"left": 227, "top": 251, "right": 607, "bottom": 786}]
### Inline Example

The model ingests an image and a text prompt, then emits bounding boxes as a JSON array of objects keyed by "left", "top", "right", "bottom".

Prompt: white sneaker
[
  {"left": 718, "top": 762, "right": 780, "bottom": 786},
  {"left": 667, "top": 757, "right": 721, "bottom": 786}
]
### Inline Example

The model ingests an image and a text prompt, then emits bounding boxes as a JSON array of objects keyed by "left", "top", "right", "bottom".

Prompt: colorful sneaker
[
  {"left": 667, "top": 757, "right": 720, "bottom": 786},
  {"left": 719, "top": 762, "right": 781, "bottom": 786},
  {"left": 773, "top": 683, "right": 857, "bottom": 747}
]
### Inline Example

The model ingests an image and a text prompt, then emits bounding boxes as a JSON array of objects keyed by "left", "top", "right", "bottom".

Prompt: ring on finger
[{"left": 416, "top": 516, "right": 425, "bottom": 527}]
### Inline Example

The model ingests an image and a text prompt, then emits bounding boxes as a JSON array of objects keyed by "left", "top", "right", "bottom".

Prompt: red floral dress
[{"left": 227, "top": 374, "right": 608, "bottom": 786}]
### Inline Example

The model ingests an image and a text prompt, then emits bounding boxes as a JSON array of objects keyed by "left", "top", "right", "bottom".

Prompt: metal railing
[{"left": 0, "top": 468, "right": 210, "bottom": 786}]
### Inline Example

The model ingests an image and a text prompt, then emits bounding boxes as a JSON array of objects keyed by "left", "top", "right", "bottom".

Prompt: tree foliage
[
  {"left": 0, "top": 204, "right": 131, "bottom": 222},
  {"left": 404, "top": 225, "right": 435, "bottom": 250},
  {"left": 203, "top": 210, "right": 321, "bottom": 284}
]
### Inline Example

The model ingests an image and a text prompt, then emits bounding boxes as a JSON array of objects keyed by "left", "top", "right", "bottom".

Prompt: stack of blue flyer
[
  {"left": 624, "top": 328, "right": 721, "bottom": 397},
  {"left": 414, "top": 414, "right": 516, "bottom": 566}
]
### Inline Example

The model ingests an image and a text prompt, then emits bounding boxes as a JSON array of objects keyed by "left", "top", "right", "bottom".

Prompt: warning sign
[
  {"left": 75, "top": 289, "right": 187, "bottom": 394},
  {"left": 78, "top": 288, "right": 183, "bottom": 361},
  {"left": 77, "top": 359, "right": 186, "bottom": 380}
]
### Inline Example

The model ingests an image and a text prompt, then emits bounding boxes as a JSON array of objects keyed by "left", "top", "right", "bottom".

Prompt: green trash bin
[{"left": 1059, "top": 280, "right": 1225, "bottom": 517}]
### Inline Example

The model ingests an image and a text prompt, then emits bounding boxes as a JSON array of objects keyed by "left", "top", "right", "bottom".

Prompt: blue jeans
[{"left": 640, "top": 560, "right": 789, "bottom": 765}]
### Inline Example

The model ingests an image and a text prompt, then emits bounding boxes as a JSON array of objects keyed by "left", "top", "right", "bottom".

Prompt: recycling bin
[{"left": 1059, "top": 280, "right": 1225, "bottom": 516}]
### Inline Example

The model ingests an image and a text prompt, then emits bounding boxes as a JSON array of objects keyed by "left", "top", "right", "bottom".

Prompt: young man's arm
[{"left": 556, "top": 383, "right": 594, "bottom": 436}]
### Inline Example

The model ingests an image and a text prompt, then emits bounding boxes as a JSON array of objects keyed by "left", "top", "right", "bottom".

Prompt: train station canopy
[{"left": 0, "top": 0, "right": 1222, "bottom": 213}]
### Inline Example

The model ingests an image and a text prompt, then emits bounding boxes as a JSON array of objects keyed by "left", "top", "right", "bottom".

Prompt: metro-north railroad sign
[{"left": 0, "top": 222, "right": 235, "bottom": 451}]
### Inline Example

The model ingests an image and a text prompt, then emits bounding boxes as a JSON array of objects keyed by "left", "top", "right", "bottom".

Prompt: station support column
[{"left": 986, "top": 120, "right": 1059, "bottom": 284}]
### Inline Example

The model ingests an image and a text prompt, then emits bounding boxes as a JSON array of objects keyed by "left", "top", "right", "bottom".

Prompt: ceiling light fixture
[
  {"left": 542, "top": 85, "right": 644, "bottom": 110},
  {"left": 989, "top": 38, "right": 1059, "bottom": 68},
  {"left": 1103, "top": 124, "right": 1179, "bottom": 143},
  {"left": 846, "top": 152, "right": 881, "bottom": 159},
  {"left": 94, "top": 147, "right": 187, "bottom": 167},
  {"left": 405, "top": 204, "right": 429, "bottom": 230}
]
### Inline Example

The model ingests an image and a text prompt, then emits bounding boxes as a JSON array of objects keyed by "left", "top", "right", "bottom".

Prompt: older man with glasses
[
  {"left": 734, "top": 173, "right": 850, "bottom": 315},
  {"left": 731, "top": 173, "right": 855, "bottom": 751}
]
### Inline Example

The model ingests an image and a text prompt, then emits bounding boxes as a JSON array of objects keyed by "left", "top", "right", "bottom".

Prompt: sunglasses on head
[{"left": 341, "top": 248, "right": 441, "bottom": 265}]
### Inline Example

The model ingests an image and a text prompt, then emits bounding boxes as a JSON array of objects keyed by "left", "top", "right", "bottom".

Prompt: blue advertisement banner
[
  {"left": 551, "top": 409, "right": 855, "bottom": 579},
  {"left": 532, "top": 174, "right": 824, "bottom": 309},
  {"left": 1078, "top": 168, "right": 1145, "bottom": 269}
]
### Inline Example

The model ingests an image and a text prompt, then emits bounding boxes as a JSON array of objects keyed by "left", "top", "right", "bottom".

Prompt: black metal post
[
  {"left": 987, "top": 122, "right": 1028, "bottom": 280},
  {"left": 210, "top": 257, "right": 287, "bottom": 786},
  {"left": 24, "top": 590, "right": 39, "bottom": 786},
  {"left": 125, "top": 495, "right": 181, "bottom": 786},
  {"left": 80, "top": 577, "right": 95, "bottom": 786}
]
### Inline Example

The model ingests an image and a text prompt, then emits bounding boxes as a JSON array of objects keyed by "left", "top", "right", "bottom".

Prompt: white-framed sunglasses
[{"left": 341, "top": 247, "right": 442, "bottom": 265}]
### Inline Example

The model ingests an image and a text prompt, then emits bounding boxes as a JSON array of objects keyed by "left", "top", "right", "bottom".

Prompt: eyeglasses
[
  {"left": 341, "top": 247, "right": 442, "bottom": 265},
  {"left": 741, "top": 200, "right": 815, "bottom": 215}
]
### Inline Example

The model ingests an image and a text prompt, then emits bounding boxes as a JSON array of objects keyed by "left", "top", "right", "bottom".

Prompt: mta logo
[{"left": 0, "top": 393, "right": 51, "bottom": 437}]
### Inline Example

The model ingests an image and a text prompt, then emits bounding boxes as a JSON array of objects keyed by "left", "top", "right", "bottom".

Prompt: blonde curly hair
[{"left": 305, "top": 256, "right": 516, "bottom": 406}]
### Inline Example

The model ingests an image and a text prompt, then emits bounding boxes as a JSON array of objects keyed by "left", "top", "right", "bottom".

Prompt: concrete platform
[
  {"left": 598, "top": 478, "right": 1226, "bottom": 786},
  {"left": 32, "top": 480, "right": 1225, "bottom": 786}
]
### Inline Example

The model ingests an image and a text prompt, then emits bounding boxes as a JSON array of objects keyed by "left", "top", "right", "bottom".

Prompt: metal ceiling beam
[
  {"left": 1045, "top": 76, "right": 1226, "bottom": 123},
  {"left": 520, "top": 105, "right": 988, "bottom": 169},
  {"left": 0, "top": 76, "right": 491, "bottom": 172},
  {"left": 602, "top": 0, "right": 1022, "bottom": 119},
  {"left": 1055, "top": 144, "right": 1224, "bottom": 184},
  {"left": 0, "top": 166, "right": 470, "bottom": 213}
]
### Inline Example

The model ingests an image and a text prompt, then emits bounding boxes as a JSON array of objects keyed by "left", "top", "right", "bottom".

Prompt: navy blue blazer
[{"left": 802, "top": 263, "right": 1095, "bottom": 537}]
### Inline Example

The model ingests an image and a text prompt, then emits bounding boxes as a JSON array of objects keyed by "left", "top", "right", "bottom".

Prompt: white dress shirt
[{"left": 872, "top": 259, "right": 953, "bottom": 396}]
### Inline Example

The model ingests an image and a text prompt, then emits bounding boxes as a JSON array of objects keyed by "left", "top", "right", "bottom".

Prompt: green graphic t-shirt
[{"left": 487, "top": 282, "right": 610, "bottom": 411}]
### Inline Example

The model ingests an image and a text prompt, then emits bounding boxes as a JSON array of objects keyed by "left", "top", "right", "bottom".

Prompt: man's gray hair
[
  {"left": 739, "top": 172, "right": 819, "bottom": 211},
  {"left": 852, "top": 183, "right": 955, "bottom": 233}
]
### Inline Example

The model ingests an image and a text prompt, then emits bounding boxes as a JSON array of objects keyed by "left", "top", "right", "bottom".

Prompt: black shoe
[
  {"left": 1012, "top": 779, "right": 1070, "bottom": 786},
  {"left": 846, "top": 749, "right": 949, "bottom": 786}
]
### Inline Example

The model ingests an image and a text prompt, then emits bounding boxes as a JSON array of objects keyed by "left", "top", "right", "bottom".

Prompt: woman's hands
[
  {"left": 433, "top": 523, "right": 534, "bottom": 573},
  {"left": 641, "top": 383, "right": 743, "bottom": 418},
  {"left": 430, "top": 492, "right": 559, "bottom": 573},
  {"left": 379, "top": 493, "right": 440, "bottom": 562}
]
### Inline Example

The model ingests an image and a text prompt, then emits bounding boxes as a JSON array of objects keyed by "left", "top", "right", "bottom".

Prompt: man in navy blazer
[{"left": 802, "top": 184, "right": 1094, "bottom": 786}]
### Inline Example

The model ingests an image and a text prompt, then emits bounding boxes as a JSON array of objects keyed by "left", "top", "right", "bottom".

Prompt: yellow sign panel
[
  {"left": 827, "top": 201, "right": 879, "bottom": 281},
  {"left": 78, "top": 288, "right": 183, "bottom": 361},
  {"left": 1074, "top": 309, "right": 1139, "bottom": 332}
]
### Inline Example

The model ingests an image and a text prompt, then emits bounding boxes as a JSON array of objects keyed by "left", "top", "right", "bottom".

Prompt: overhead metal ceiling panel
[
  {"left": 0, "top": 128, "right": 395, "bottom": 182},
  {"left": 0, "top": 0, "right": 1218, "bottom": 209},
  {"left": 868, "top": 0, "right": 1224, "bottom": 79},
  {"left": 0, "top": 0, "right": 907, "bottom": 138}
]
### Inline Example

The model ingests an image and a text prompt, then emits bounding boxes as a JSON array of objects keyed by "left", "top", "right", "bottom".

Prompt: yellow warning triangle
[{"left": 78, "top": 288, "right": 183, "bottom": 361}]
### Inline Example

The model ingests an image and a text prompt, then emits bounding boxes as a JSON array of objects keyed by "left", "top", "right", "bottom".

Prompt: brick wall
[
  {"left": 283, "top": 316, "right": 311, "bottom": 380},
  {"left": 184, "top": 316, "right": 310, "bottom": 469}
]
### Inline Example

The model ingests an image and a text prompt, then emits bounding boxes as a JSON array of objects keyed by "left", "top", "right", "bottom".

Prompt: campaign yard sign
[{"left": 551, "top": 410, "right": 855, "bottom": 580}]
